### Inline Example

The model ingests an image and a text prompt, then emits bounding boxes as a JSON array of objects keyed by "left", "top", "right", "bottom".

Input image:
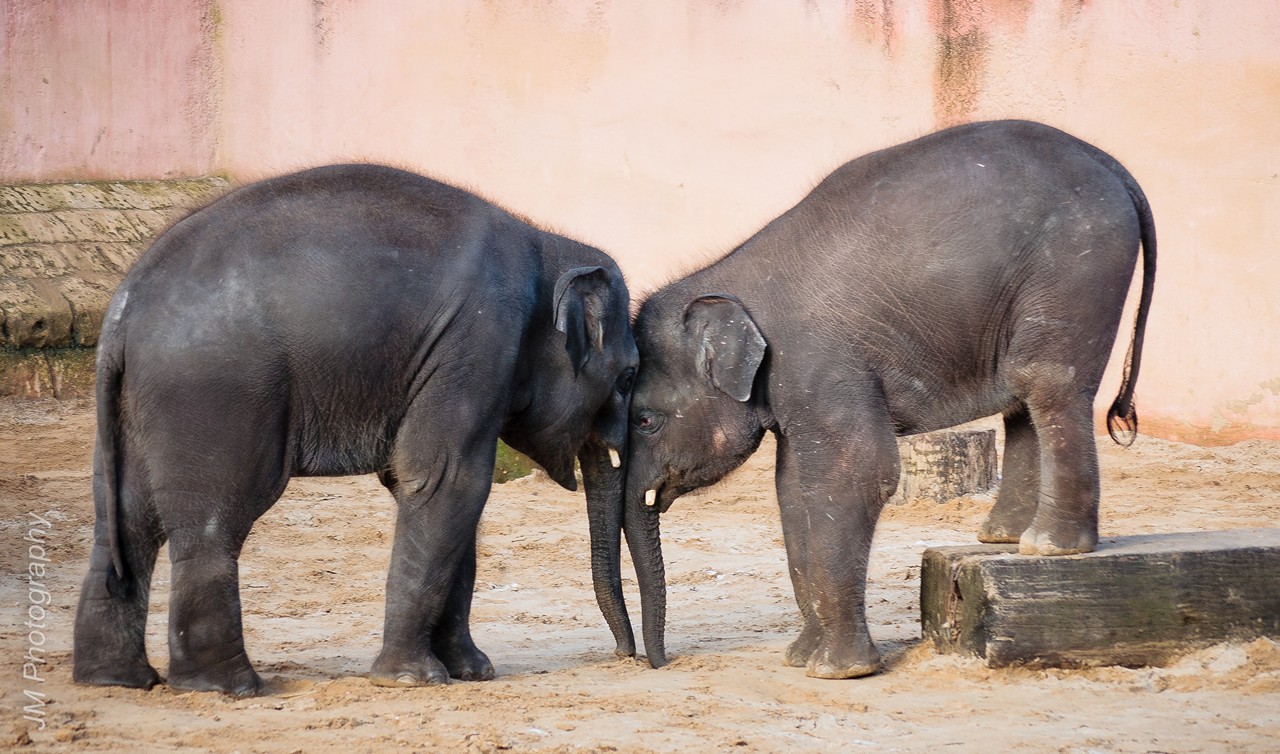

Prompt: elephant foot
[
  {"left": 368, "top": 671, "right": 449, "bottom": 688},
  {"left": 804, "top": 635, "right": 881, "bottom": 680},
  {"left": 978, "top": 498, "right": 1037, "bottom": 544},
  {"left": 168, "top": 661, "right": 262, "bottom": 697},
  {"left": 1019, "top": 520, "right": 1098, "bottom": 556},
  {"left": 783, "top": 622, "right": 822, "bottom": 668},
  {"left": 433, "top": 640, "right": 495, "bottom": 682},
  {"left": 977, "top": 518, "right": 1024, "bottom": 544},
  {"left": 73, "top": 658, "right": 161, "bottom": 690},
  {"left": 369, "top": 650, "right": 451, "bottom": 687}
]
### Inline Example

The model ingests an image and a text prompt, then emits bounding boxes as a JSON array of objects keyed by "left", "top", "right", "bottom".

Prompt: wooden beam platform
[{"left": 921, "top": 528, "right": 1280, "bottom": 668}]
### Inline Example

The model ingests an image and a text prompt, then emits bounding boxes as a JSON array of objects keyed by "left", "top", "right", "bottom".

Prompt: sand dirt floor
[{"left": 2, "top": 398, "right": 1279, "bottom": 753}]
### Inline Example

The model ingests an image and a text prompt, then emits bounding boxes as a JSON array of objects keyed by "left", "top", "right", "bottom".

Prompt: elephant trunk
[
  {"left": 578, "top": 439, "right": 636, "bottom": 657},
  {"left": 624, "top": 481, "right": 668, "bottom": 668}
]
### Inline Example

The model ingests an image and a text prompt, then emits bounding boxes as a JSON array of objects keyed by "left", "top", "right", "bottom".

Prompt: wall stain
[
  {"left": 849, "top": 0, "right": 896, "bottom": 55},
  {"left": 311, "top": 0, "right": 332, "bottom": 52},
  {"left": 930, "top": 0, "right": 989, "bottom": 128}
]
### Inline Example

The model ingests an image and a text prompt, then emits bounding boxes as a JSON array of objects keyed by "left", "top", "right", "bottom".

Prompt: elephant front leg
[
  {"left": 370, "top": 444, "right": 495, "bottom": 687},
  {"left": 376, "top": 467, "right": 493, "bottom": 682},
  {"left": 774, "top": 435, "right": 821, "bottom": 668},
  {"left": 430, "top": 537, "right": 495, "bottom": 681},
  {"left": 776, "top": 415, "right": 899, "bottom": 680}
]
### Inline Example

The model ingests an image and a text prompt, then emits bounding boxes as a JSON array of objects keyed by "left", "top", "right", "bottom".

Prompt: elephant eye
[
  {"left": 633, "top": 410, "right": 664, "bottom": 434},
  {"left": 615, "top": 367, "right": 635, "bottom": 395}
]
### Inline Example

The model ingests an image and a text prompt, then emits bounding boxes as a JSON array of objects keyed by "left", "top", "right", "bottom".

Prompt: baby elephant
[
  {"left": 73, "top": 164, "right": 638, "bottom": 696},
  {"left": 608, "top": 120, "right": 1155, "bottom": 678}
]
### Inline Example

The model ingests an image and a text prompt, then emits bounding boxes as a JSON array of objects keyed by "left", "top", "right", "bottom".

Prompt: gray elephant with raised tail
[
  {"left": 73, "top": 164, "right": 640, "bottom": 696},
  {"left": 604, "top": 120, "right": 1156, "bottom": 678}
]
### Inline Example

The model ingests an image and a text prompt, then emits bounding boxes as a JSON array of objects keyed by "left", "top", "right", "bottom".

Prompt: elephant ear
[
  {"left": 554, "top": 266, "right": 610, "bottom": 376},
  {"left": 683, "top": 294, "right": 766, "bottom": 402}
]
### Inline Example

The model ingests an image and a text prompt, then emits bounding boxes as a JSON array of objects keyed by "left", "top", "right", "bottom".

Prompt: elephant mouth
[
  {"left": 641, "top": 482, "right": 678, "bottom": 514},
  {"left": 544, "top": 456, "right": 579, "bottom": 491},
  {"left": 585, "top": 432, "right": 624, "bottom": 470},
  {"left": 548, "top": 441, "right": 624, "bottom": 490},
  {"left": 512, "top": 437, "right": 580, "bottom": 491}
]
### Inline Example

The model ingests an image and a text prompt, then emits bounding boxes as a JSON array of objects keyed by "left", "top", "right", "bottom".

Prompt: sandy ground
[{"left": 2, "top": 398, "right": 1279, "bottom": 753}]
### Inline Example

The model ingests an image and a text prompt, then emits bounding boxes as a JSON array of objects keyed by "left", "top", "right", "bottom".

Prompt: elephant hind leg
[
  {"left": 1002, "top": 303, "right": 1114, "bottom": 556},
  {"left": 1019, "top": 394, "right": 1101, "bottom": 556},
  {"left": 165, "top": 522, "right": 264, "bottom": 697},
  {"left": 978, "top": 404, "right": 1040, "bottom": 543},
  {"left": 162, "top": 482, "right": 286, "bottom": 697},
  {"left": 73, "top": 470, "right": 164, "bottom": 689}
]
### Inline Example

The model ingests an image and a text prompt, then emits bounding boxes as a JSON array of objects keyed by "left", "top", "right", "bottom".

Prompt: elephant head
[
  {"left": 603, "top": 291, "right": 772, "bottom": 667},
  {"left": 498, "top": 243, "right": 642, "bottom": 659}
]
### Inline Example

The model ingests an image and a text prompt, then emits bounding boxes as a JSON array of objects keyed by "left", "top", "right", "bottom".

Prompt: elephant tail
[
  {"left": 96, "top": 330, "right": 127, "bottom": 585},
  {"left": 1106, "top": 172, "right": 1157, "bottom": 446}
]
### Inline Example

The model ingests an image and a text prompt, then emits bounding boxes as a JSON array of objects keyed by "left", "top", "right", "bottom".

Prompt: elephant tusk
[
  {"left": 609, "top": 447, "right": 621, "bottom": 469},
  {"left": 644, "top": 489, "right": 657, "bottom": 507}
]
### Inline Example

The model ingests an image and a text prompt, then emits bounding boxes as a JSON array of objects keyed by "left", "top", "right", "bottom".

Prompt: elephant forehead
[{"left": 641, "top": 366, "right": 690, "bottom": 400}]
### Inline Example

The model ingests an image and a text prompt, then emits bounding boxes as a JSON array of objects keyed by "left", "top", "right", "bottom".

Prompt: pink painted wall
[
  {"left": 0, "top": 0, "right": 219, "bottom": 180},
  {"left": 3, "top": 1, "right": 1278, "bottom": 443}
]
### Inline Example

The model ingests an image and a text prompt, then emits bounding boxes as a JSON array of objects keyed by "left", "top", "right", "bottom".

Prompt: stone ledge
[
  {"left": 0, "top": 177, "right": 230, "bottom": 352},
  {"left": 0, "top": 178, "right": 231, "bottom": 213}
]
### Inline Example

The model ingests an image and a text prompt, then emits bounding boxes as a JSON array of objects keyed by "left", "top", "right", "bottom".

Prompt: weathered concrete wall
[
  {"left": 0, "top": 178, "right": 230, "bottom": 397},
  {"left": 2, "top": 1, "right": 1278, "bottom": 442}
]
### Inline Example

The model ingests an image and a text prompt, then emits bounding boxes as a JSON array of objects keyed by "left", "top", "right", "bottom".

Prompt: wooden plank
[{"left": 921, "top": 528, "right": 1280, "bottom": 668}]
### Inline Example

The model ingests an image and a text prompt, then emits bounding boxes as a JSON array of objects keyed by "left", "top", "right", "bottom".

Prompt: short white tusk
[
  {"left": 608, "top": 448, "right": 621, "bottom": 468},
  {"left": 644, "top": 489, "right": 657, "bottom": 507}
]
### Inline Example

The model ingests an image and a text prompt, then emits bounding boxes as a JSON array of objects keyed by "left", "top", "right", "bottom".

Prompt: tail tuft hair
[
  {"left": 1105, "top": 338, "right": 1140, "bottom": 447},
  {"left": 1106, "top": 395, "right": 1138, "bottom": 447},
  {"left": 1103, "top": 160, "right": 1155, "bottom": 449}
]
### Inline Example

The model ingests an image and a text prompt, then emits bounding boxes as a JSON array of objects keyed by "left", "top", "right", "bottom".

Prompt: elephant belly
[{"left": 880, "top": 367, "right": 1018, "bottom": 436}]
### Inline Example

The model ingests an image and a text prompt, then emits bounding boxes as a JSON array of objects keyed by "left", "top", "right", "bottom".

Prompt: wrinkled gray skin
[
  {"left": 73, "top": 164, "right": 640, "bottom": 696},
  {"left": 612, "top": 121, "right": 1156, "bottom": 678}
]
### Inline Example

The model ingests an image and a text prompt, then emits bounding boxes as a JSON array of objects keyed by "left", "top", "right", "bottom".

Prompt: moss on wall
[
  {"left": 0, "top": 347, "right": 97, "bottom": 400},
  {"left": 494, "top": 442, "right": 538, "bottom": 483}
]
